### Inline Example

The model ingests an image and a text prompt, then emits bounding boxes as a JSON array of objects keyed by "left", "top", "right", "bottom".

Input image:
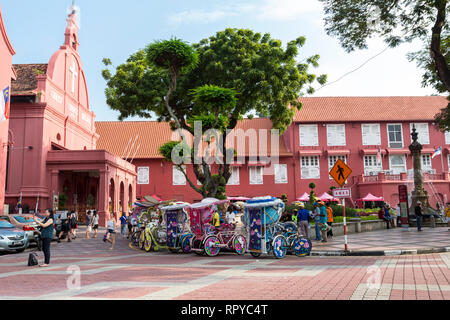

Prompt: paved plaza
[
  {"left": 311, "top": 227, "right": 450, "bottom": 255},
  {"left": 0, "top": 227, "right": 449, "bottom": 300}
]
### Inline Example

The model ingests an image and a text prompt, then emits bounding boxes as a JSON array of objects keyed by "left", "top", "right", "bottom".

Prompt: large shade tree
[
  {"left": 102, "top": 28, "right": 326, "bottom": 199},
  {"left": 319, "top": 0, "right": 450, "bottom": 127}
]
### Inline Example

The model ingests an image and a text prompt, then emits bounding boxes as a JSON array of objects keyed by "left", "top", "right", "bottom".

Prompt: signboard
[
  {"left": 137, "top": 167, "right": 149, "bottom": 185},
  {"left": 329, "top": 159, "right": 352, "bottom": 187},
  {"left": 398, "top": 185, "right": 409, "bottom": 228},
  {"left": 333, "top": 188, "right": 351, "bottom": 198}
]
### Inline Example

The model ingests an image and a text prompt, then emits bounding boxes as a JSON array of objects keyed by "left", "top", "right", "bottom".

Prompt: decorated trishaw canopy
[
  {"left": 227, "top": 196, "right": 251, "bottom": 201},
  {"left": 159, "top": 202, "right": 190, "bottom": 211},
  {"left": 244, "top": 196, "right": 283, "bottom": 208},
  {"left": 187, "top": 198, "right": 229, "bottom": 210}
]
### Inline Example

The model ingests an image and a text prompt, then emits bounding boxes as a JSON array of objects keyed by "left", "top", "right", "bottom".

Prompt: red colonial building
[{"left": 97, "top": 95, "right": 450, "bottom": 207}]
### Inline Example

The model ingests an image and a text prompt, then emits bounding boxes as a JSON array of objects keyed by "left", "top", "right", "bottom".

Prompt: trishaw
[
  {"left": 244, "top": 197, "right": 312, "bottom": 258},
  {"left": 243, "top": 196, "right": 288, "bottom": 259},
  {"left": 156, "top": 202, "right": 193, "bottom": 253},
  {"left": 185, "top": 198, "right": 247, "bottom": 257}
]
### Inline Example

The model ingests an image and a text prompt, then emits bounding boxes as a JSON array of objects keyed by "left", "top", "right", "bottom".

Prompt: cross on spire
[{"left": 69, "top": 61, "right": 78, "bottom": 94}]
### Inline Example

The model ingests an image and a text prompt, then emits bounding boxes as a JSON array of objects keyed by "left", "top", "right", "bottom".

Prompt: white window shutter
[
  {"left": 300, "top": 125, "right": 318, "bottom": 146},
  {"left": 173, "top": 165, "right": 186, "bottom": 185},
  {"left": 275, "top": 164, "right": 288, "bottom": 184}
]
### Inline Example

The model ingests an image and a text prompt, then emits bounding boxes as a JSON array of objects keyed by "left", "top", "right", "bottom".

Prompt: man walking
[
  {"left": 318, "top": 201, "right": 328, "bottom": 243},
  {"left": 326, "top": 202, "right": 334, "bottom": 237},
  {"left": 296, "top": 202, "right": 310, "bottom": 239},
  {"left": 312, "top": 202, "right": 321, "bottom": 241},
  {"left": 415, "top": 201, "right": 423, "bottom": 232}
]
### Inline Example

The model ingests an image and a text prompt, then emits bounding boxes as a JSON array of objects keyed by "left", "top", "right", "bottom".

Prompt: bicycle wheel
[
  {"left": 293, "top": 237, "right": 312, "bottom": 257},
  {"left": 233, "top": 235, "right": 247, "bottom": 255},
  {"left": 204, "top": 235, "right": 220, "bottom": 257},
  {"left": 272, "top": 235, "right": 287, "bottom": 259},
  {"left": 144, "top": 235, "right": 152, "bottom": 252}
]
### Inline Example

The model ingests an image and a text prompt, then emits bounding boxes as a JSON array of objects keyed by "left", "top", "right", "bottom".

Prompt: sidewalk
[{"left": 310, "top": 227, "right": 450, "bottom": 256}]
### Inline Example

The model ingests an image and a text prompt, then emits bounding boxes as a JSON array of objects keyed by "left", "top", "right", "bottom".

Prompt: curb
[{"left": 310, "top": 246, "right": 450, "bottom": 257}]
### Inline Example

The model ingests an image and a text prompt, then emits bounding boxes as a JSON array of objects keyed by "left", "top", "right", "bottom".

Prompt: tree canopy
[
  {"left": 102, "top": 28, "right": 326, "bottom": 198},
  {"left": 319, "top": 0, "right": 450, "bottom": 127}
]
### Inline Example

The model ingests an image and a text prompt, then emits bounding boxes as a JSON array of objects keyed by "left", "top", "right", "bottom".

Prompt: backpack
[
  {"left": 28, "top": 253, "right": 39, "bottom": 267},
  {"left": 71, "top": 214, "right": 77, "bottom": 227}
]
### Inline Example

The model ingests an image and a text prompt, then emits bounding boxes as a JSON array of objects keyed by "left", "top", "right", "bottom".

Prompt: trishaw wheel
[
  {"left": 293, "top": 237, "right": 312, "bottom": 257},
  {"left": 233, "top": 235, "right": 247, "bottom": 255},
  {"left": 250, "top": 252, "right": 261, "bottom": 258},
  {"left": 144, "top": 236, "right": 152, "bottom": 252},
  {"left": 272, "top": 235, "right": 287, "bottom": 259},
  {"left": 181, "top": 235, "right": 193, "bottom": 253},
  {"left": 204, "top": 235, "right": 220, "bottom": 257},
  {"left": 138, "top": 231, "right": 145, "bottom": 250}
]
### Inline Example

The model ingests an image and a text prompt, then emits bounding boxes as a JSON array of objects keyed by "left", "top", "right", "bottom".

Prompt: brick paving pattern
[{"left": 0, "top": 227, "right": 449, "bottom": 300}]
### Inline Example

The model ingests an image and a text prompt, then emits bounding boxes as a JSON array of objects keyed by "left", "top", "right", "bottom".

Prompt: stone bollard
[
  {"left": 349, "top": 218, "right": 362, "bottom": 233},
  {"left": 430, "top": 215, "right": 436, "bottom": 228}
]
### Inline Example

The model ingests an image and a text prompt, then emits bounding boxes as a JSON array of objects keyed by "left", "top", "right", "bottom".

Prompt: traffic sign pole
[{"left": 343, "top": 198, "right": 348, "bottom": 252}]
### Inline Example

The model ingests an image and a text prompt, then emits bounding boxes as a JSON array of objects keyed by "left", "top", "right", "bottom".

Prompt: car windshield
[
  {"left": 0, "top": 220, "right": 15, "bottom": 228},
  {"left": 14, "top": 216, "right": 34, "bottom": 223}
]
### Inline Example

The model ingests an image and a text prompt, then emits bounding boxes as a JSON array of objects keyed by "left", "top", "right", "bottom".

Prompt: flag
[
  {"left": 2, "top": 86, "right": 10, "bottom": 120},
  {"left": 0, "top": 88, "right": 5, "bottom": 122},
  {"left": 432, "top": 147, "right": 442, "bottom": 159},
  {"left": 377, "top": 147, "right": 382, "bottom": 164}
]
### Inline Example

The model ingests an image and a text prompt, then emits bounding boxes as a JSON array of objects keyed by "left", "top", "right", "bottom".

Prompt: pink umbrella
[
  {"left": 318, "top": 192, "right": 338, "bottom": 202},
  {"left": 296, "top": 192, "right": 310, "bottom": 202},
  {"left": 359, "top": 193, "right": 384, "bottom": 202}
]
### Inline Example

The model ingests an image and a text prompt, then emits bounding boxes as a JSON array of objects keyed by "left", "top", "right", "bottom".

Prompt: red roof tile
[
  {"left": 95, "top": 118, "right": 292, "bottom": 159},
  {"left": 11, "top": 64, "right": 47, "bottom": 96},
  {"left": 294, "top": 96, "right": 449, "bottom": 123}
]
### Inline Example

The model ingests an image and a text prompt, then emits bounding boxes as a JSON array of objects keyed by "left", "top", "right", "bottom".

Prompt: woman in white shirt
[{"left": 105, "top": 213, "right": 116, "bottom": 250}]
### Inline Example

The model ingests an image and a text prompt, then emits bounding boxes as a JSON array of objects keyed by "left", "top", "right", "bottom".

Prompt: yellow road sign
[{"left": 330, "top": 159, "right": 352, "bottom": 187}]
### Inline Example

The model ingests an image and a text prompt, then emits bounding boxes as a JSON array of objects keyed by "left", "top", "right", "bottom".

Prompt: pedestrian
[
  {"left": 105, "top": 213, "right": 116, "bottom": 250},
  {"left": 326, "top": 202, "right": 334, "bottom": 237},
  {"left": 311, "top": 202, "right": 321, "bottom": 241},
  {"left": 57, "top": 211, "right": 71, "bottom": 242},
  {"left": 396, "top": 203, "right": 402, "bottom": 226},
  {"left": 70, "top": 210, "right": 78, "bottom": 239},
  {"left": 120, "top": 212, "right": 127, "bottom": 238},
  {"left": 85, "top": 210, "right": 92, "bottom": 239},
  {"left": 92, "top": 210, "right": 99, "bottom": 238},
  {"left": 127, "top": 211, "right": 134, "bottom": 239},
  {"left": 318, "top": 201, "right": 328, "bottom": 243},
  {"left": 296, "top": 202, "right": 310, "bottom": 239},
  {"left": 384, "top": 204, "right": 395, "bottom": 228},
  {"left": 415, "top": 201, "right": 423, "bottom": 232},
  {"left": 33, "top": 209, "right": 54, "bottom": 267}
]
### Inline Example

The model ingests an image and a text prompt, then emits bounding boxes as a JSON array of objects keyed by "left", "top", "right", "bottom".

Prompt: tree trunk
[{"left": 430, "top": 0, "right": 450, "bottom": 92}]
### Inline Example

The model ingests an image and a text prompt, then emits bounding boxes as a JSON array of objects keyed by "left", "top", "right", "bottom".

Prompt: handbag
[{"left": 28, "top": 253, "right": 39, "bottom": 267}]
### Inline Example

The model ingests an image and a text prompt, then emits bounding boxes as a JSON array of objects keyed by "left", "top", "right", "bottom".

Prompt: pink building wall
[
  {"left": 0, "top": 2, "right": 15, "bottom": 213},
  {"left": 6, "top": 13, "right": 99, "bottom": 210}
]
